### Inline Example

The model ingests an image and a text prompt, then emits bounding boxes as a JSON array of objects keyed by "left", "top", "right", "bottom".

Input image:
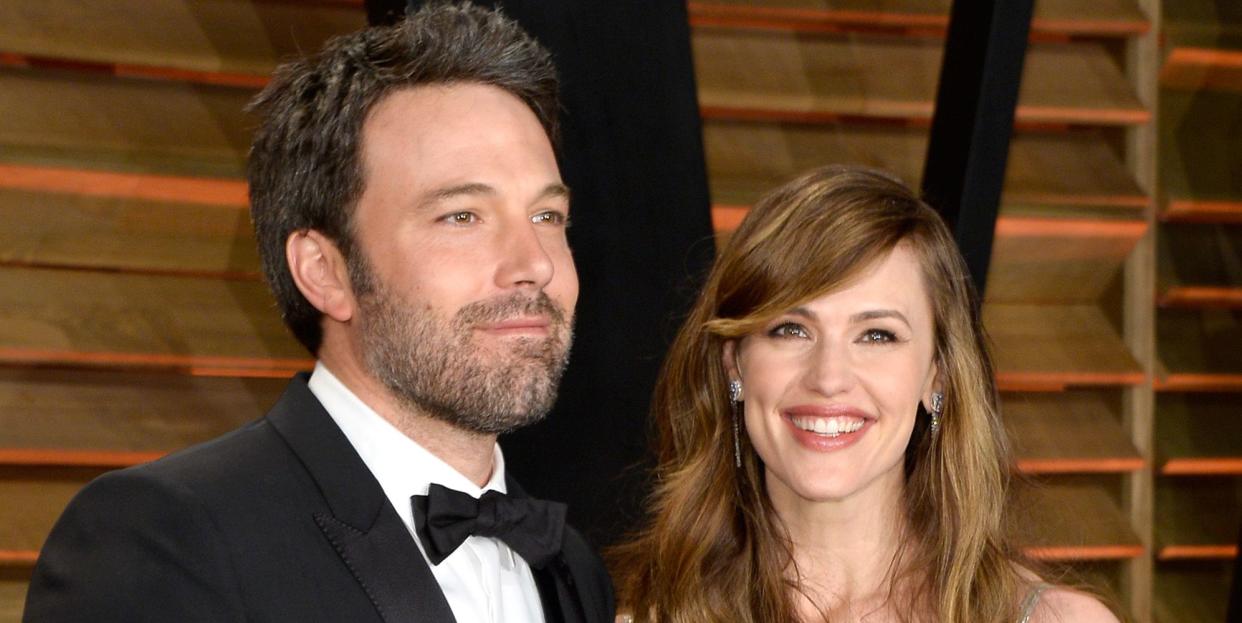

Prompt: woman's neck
[{"left": 768, "top": 475, "right": 912, "bottom": 619}]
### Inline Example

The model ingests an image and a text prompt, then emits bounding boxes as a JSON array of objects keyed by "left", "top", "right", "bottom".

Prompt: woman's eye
[
  {"left": 532, "top": 211, "right": 567, "bottom": 225},
  {"left": 858, "top": 328, "right": 896, "bottom": 344},
  {"left": 769, "top": 322, "right": 810, "bottom": 339}
]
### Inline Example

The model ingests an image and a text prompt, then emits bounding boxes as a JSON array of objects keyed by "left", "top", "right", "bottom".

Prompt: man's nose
[{"left": 494, "top": 220, "right": 555, "bottom": 290}]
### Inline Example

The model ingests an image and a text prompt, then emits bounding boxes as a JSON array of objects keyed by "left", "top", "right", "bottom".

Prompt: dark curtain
[{"left": 402, "top": 0, "right": 716, "bottom": 547}]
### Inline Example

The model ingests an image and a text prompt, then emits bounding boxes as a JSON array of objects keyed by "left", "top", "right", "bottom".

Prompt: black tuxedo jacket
[{"left": 24, "top": 374, "right": 614, "bottom": 622}]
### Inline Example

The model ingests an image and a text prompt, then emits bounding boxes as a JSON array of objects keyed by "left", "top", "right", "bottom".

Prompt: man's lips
[{"left": 476, "top": 316, "right": 552, "bottom": 334}]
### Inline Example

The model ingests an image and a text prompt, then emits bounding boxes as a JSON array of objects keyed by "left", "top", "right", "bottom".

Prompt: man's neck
[{"left": 317, "top": 350, "right": 497, "bottom": 487}]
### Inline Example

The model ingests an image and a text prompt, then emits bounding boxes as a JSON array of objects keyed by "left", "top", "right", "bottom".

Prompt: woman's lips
[{"left": 781, "top": 404, "right": 873, "bottom": 451}]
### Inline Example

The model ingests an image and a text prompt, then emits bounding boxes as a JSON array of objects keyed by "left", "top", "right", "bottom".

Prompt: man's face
[{"left": 348, "top": 83, "right": 578, "bottom": 434}]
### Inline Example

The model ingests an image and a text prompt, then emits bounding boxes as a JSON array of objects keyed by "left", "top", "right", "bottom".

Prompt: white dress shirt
[{"left": 308, "top": 363, "right": 546, "bottom": 623}]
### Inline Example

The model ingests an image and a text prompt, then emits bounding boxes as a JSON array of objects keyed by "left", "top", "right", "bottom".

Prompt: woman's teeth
[{"left": 791, "top": 416, "right": 864, "bottom": 436}]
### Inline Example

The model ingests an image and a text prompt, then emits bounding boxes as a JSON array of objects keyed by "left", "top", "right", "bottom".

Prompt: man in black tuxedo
[{"left": 24, "top": 5, "right": 613, "bottom": 622}]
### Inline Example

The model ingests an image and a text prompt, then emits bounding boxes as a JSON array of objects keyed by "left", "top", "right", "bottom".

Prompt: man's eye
[
  {"left": 442, "top": 212, "right": 477, "bottom": 225},
  {"left": 532, "top": 211, "right": 567, "bottom": 225},
  {"left": 858, "top": 329, "right": 896, "bottom": 344},
  {"left": 768, "top": 322, "right": 810, "bottom": 339}
]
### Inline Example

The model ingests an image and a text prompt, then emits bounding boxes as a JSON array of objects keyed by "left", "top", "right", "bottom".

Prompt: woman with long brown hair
[{"left": 611, "top": 166, "right": 1117, "bottom": 622}]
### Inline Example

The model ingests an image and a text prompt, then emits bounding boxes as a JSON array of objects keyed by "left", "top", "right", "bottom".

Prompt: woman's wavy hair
[{"left": 610, "top": 165, "right": 1025, "bottom": 622}]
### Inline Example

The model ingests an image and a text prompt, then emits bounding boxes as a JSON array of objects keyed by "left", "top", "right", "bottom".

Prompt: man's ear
[{"left": 286, "top": 230, "right": 355, "bottom": 323}]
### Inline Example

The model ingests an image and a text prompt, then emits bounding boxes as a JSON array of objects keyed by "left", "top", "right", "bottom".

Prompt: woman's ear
[
  {"left": 921, "top": 359, "right": 942, "bottom": 411},
  {"left": 286, "top": 229, "right": 356, "bottom": 323},
  {"left": 723, "top": 339, "right": 740, "bottom": 381}
]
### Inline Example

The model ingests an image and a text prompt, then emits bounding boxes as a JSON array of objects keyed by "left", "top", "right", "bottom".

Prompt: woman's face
[{"left": 726, "top": 244, "right": 939, "bottom": 506}]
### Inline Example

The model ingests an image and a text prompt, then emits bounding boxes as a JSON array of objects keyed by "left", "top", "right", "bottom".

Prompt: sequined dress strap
[{"left": 1017, "top": 583, "right": 1051, "bottom": 623}]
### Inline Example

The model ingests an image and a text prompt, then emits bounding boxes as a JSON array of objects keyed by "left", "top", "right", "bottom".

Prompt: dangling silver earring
[
  {"left": 929, "top": 392, "right": 944, "bottom": 435},
  {"left": 729, "top": 380, "right": 743, "bottom": 467}
]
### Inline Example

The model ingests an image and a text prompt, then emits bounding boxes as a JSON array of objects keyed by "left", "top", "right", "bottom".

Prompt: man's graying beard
[{"left": 357, "top": 272, "right": 573, "bottom": 435}]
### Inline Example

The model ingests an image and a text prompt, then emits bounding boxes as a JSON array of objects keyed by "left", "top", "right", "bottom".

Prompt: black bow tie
[{"left": 412, "top": 483, "right": 567, "bottom": 569}]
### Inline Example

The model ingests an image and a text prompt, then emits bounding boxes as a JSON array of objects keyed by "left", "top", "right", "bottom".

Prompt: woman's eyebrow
[{"left": 850, "top": 309, "right": 911, "bottom": 328}]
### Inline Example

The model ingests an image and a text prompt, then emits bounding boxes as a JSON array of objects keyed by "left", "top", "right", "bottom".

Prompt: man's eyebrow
[
  {"left": 850, "top": 309, "right": 911, "bottom": 328},
  {"left": 415, "top": 182, "right": 570, "bottom": 211},
  {"left": 535, "top": 183, "right": 571, "bottom": 204},
  {"left": 416, "top": 182, "right": 496, "bottom": 210}
]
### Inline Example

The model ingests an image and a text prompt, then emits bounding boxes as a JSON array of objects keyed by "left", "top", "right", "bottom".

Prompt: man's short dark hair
[{"left": 247, "top": 3, "right": 560, "bottom": 354}]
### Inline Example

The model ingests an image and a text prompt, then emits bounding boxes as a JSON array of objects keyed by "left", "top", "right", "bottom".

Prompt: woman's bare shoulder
[{"left": 1030, "top": 586, "right": 1121, "bottom": 623}]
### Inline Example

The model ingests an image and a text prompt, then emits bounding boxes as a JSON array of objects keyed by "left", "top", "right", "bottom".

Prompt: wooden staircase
[
  {"left": 1151, "top": 1, "right": 1242, "bottom": 620},
  {"left": 0, "top": 1, "right": 1234, "bottom": 621}
]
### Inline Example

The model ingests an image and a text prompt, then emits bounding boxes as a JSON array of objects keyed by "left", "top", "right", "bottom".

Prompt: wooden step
[
  {"left": 0, "top": 266, "right": 308, "bottom": 377},
  {"left": 1157, "top": 223, "right": 1242, "bottom": 310},
  {"left": 0, "top": 467, "right": 105, "bottom": 568},
  {"left": 1157, "top": 393, "right": 1242, "bottom": 476},
  {"left": 1154, "top": 561, "right": 1236, "bottom": 623},
  {"left": 986, "top": 216, "right": 1146, "bottom": 304},
  {"left": 1156, "top": 477, "right": 1240, "bottom": 560},
  {"left": 1156, "top": 309, "right": 1242, "bottom": 391},
  {"left": 984, "top": 304, "right": 1144, "bottom": 391},
  {"left": 0, "top": 0, "right": 363, "bottom": 78},
  {"left": 1017, "top": 478, "right": 1143, "bottom": 560},
  {"left": 0, "top": 180, "right": 255, "bottom": 277},
  {"left": 687, "top": 0, "right": 1149, "bottom": 38},
  {"left": 0, "top": 568, "right": 30, "bottom": 623},
  {"left": 1161, "top": 0, "right": 1242, "bottom": 92},
  {"left": 703, "top": 121, "right": 1146, "bottom": 212},
  {"left": 0, "top": 368, "right": 285, "bottom": 468},
  {"left": 1003, "top": 391, "right": 1143, "bottom": 474},
  {"left": 1160, "top": 89, "right": 1242, "bottom": 224},
  {"left": 0, "top": 67, "right": 250, "bottom": 177},
  {"left": 693, "top": 30, "right": 1148, "bottom": 125}
]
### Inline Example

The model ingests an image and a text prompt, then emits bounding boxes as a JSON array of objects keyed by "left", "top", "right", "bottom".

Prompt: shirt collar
[{"left": 307, "top": 362, "right": 507, "bottom": 500}]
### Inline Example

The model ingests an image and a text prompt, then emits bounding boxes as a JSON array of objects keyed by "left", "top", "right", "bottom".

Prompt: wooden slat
[
  {"left": 1160, "top": 89, "right": 1242, "bottom": 224},
  {"left": 0, "top": 369, "right": 285, "bottom": 468},
  {"left": 1157, "top": 394, "right": 1242, "bottom": 476},
  {"left": 1156, "top": 310, "right": 1242, "bottom": 391},
  {"left": 687, "top": 0, "right": 1149, "bottom": 38},
  {"left": 1158, "top": 286, "right": 1242, "bottom": 309},
  {"left": 703, "top": 121, "right": 1146, "bottom": 211},
  {"left": 0, "top": 467, "right": 105, "bottom": 568},
  {"left": 0, "top": 0, "right": 363, "bottom": 77},
  {"left": 984, "top": 304, "right": 1144, "bottom": 391},
  {"left": 1154, "top": 561, "right": 1235, "bottom": 623},
  {"left": 1162, "top": 200, "right": 1242, "bottom": 224},
  {"left": 1003, "top": 392, "right": 1143, "bottom": 474},
  {"left": 0, "top": 163, "right": 247, "bottom": 206},
  {"left": 0, "top": 185, "right": 256, "bottom": 277},
  {"left": 1156, "top": 477, "right": 1241, "bottom": 560},
  {"left": 0, "top": 67, "right": 250, "bottom": 177},
  {"left": 1161, "top": 48, "right": 1242, "bottom": 92},
  {"left": 0, "top": 266, "right": 308, "bottom": 376},
  {"left": 693, "top": 31, "right": 1148, "bottom": 125},
  {"left": 1017, "top": 479, "right": 1144, "bottom": 560}
]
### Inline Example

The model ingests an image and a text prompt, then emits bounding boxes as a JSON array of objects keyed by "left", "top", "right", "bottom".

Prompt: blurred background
[{"left": 0, "top": 1, "right": 1239, "bottom": 621}]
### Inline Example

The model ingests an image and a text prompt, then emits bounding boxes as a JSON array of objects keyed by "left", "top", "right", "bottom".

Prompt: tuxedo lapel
[
  {"left": 267, "top": 375, "right": 455, "bottom": 623},
  {"left": 531, "top": 558, "right": 586, "bottom": 623},
  {"left": 506, "top": 476, "right": 589, "bottom": 623}
]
